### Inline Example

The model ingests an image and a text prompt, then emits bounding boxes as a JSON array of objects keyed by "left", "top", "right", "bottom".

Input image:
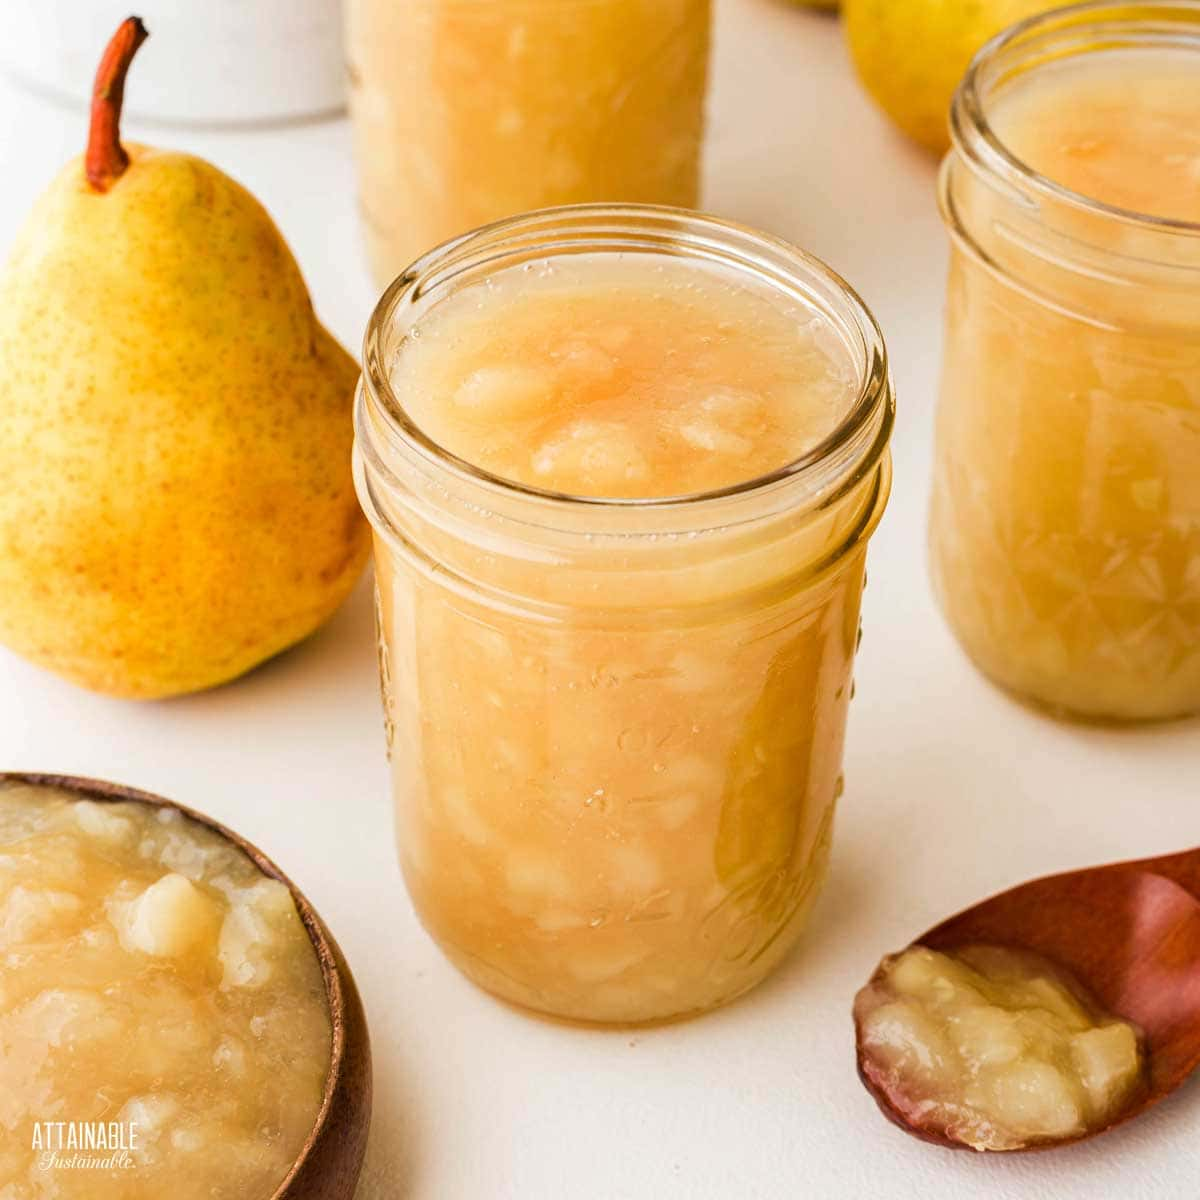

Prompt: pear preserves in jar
[
  {"left": 931, "top": 2, "right": 1200, "bottom": 721},
  {"left": 344, "top": 0, "right": 711, "bottom": 286},
  {"left": 355, "top": 207, "right": 893, "bottom": 1024}
]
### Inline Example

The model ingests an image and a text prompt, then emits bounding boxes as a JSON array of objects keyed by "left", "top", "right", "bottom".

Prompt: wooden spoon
[
  {"left": 854, "top": 848, "right": 1200, "bottom": 1152},
  {"left": 2, "top": 773, "right": 372, "bottom": 1198}
]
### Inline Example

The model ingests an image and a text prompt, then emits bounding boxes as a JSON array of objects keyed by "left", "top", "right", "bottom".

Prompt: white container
[{"left": 0, "top": 0, "right": 345, "bottom": 125}]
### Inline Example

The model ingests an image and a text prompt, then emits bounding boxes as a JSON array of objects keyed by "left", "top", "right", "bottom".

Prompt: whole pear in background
[
  {"left": 844, "top": 0, "right": 1058, "bottom": 153},
  {"left": 0, "top": 18, "right": 369, "bottom": 699}
]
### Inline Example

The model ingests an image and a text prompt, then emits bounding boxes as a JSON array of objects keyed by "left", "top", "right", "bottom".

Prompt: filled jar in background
[
  {"left": 354, "top": 206, "right": 894, "bottom": 1024},
  {"left": 930, "top": 1, "right": 1200, "bottom": 722},
  {"left": 344, "top": 0, "right": 711, "bottom": 287}
]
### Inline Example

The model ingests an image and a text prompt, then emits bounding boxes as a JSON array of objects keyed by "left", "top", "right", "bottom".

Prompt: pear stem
[{"left": 85, "top": 16, "right": 149, "bottom": 193}]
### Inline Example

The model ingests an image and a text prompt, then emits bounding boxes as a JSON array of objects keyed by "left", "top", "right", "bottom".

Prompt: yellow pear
[
  {"left": 0, "top": 19, "right": 369, "bottom": 699},
  {"left": 844, "top": 0, "right": 1058, "bottom": 153}
]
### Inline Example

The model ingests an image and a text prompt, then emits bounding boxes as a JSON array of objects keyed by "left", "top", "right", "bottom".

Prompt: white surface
[
  {"left": 1, "top": 0, "right": 344, "bottom": 123},
  {"left": 0, "top": 2, "right": 1197, "bottom": 1198}
]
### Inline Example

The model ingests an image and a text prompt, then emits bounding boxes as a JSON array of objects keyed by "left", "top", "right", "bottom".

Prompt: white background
[{"left": 0, "top": 2, "right": 1196, "bottom": 1197}]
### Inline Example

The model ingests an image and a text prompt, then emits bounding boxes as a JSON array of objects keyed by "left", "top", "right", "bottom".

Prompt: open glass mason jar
[
  {"left": 344, "top": 0, "right": 711, "bottom": 287},
  {"left": 930, "top": 2, "right": 1200, "bottom": 722},
  {"left": 355, "top": 206, "right": 894, "bottom": 1024}
]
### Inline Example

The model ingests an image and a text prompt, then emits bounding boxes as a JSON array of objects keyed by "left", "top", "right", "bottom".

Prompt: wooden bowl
[{"left": 0, "top": 772, "right": 372, "bottom": 1199}]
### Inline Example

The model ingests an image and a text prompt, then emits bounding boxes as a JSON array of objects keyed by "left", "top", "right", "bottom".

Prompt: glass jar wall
[
  {"left": 344, "top": 0, "right": 712, "bottom": 287},
  {"left": 930, "top": 2, "right": 1200, "bottom": 722},
  {"left": 355, "top": 207, "right": 893, "bottom": 1024}
]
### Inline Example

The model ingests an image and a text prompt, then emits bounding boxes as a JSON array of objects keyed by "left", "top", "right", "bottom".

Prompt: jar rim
[
  {"left": 358, "top": 204, "right": 893, "bottom": 534},
  {"left": 952, "top": 0, "right": 1200, "bottom": 238}
]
